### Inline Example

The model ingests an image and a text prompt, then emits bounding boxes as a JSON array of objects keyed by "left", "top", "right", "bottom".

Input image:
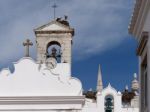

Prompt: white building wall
[
  {"left": 143, "top": 9, "right": 150, "bottom": 32},
  {"left": 97, "top": 92, "right": 104, "bottom": 112},
  {"left": 147, "top": 35, "right": 150, "bottom": 112},
  {"left": 122, "top": 108, "right": 139, "bottom": 112},
  {"left": 142, "top": 7, "right": 150, "bottom": 112},
  {"left": 82, "top": 99, "right": 99, "bottom": 112}
]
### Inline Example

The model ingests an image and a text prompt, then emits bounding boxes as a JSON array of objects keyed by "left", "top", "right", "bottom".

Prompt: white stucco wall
[
  {"left": 0, "top": 57, "right": 85, "bottom": 111},
  {"left": 97, "top": 84, "right": 122, "bottom": 112},
  {"left": 0, "top": 57, "right": 82, "bottom": 96},
  {"left": 0, "top": 58, "right": 139, "bottom": 112}
]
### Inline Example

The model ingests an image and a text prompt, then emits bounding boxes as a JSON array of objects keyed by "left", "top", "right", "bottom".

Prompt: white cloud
[{"left": 0, "top": 0, "right": 134, "bottom": 65}]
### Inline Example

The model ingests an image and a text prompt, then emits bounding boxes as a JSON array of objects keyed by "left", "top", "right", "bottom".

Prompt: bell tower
[{"left": 34, "top": 17, "right": 74, "bottom": 64}]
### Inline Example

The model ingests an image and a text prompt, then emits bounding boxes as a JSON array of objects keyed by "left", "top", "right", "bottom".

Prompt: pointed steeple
[{"left": 97, "top": 65, "right": 103, "bottom": 92}]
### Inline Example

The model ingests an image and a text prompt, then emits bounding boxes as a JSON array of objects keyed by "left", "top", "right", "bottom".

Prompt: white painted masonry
[
  {"left": 0, "top": 18, "right": 139, "bottom": 111},
  {"left": 129, "top": 0, "right": 150, "bottom": 112}
]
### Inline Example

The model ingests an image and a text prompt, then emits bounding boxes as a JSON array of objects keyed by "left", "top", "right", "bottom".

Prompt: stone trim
[
  {"left": 0, "top": 109, "right": 77, "bottom": 111},
  {"left": 137, "top": 32, "right": 148, "bottom": 56},
  {"left": 35, "top": 30, "right": 74, "bottom": 36},
  {"left": 0, "top": 96, "right": 85, "bottom": 105},
  {"left": 0, "top": 96, "right": 85, "bottom": 111},
  {"left": 35, "top": 21, "right": 70, "bottom": 31}
]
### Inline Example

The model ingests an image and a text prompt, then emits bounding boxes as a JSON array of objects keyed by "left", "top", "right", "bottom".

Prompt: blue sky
[{"left": 0, "top": 0, "right": 138, "bottom": 91}]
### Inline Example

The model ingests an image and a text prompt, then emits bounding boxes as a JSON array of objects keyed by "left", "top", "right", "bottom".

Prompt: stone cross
[{"left": 23, "top": 39, "right": 33, "bottom": 57}]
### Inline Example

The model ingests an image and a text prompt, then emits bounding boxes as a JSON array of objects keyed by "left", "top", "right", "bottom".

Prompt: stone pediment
[
  {"left": 0, "top": 57, "right": 82, "bottom": 96},
  {"left": 35, "top": 21, "right": 73, "bottom": 31}
]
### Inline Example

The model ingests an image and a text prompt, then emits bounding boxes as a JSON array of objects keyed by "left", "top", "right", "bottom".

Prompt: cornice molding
[
  {"left": 129, "top": 0, "right": 150, "bottom": 40},
  {"left": 129, "top": 0, "right": 142, "bottom": 34},
  {"left": 0, "top": 96, "right": 85, "bottom": 105},
  {"left": 35, "top": 30, "right": 74, "bottom": 36}
]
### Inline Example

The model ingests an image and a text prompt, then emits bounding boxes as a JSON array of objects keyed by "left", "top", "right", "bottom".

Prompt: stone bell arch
[{"left": 34, "top": 19, "right": 74, "bottom": 64}]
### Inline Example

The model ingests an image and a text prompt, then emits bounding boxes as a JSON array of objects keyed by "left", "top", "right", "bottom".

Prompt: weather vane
[{"left": 51, "top": 0, "right": 58, "bottom": 20}]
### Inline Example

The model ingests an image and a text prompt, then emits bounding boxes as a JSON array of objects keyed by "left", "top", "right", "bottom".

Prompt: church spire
[{"left": 97, "top": 65, "right": 103, "bottom": 92}]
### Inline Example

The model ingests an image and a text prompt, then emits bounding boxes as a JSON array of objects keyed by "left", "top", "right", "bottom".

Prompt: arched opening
[
  {"left": 105, "top": 95, "right": 114, "bottom": 112},
  {"left": 46, "top": 41, "right": 62, "bottom": 63}
]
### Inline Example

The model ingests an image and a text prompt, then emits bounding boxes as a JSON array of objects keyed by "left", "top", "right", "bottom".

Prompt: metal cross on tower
[
  {"left": 52, "top": 0, "right": 58, "bottom": 20},
  {"left": 23, "top": 39, "right": 33, "bottom": 57}
]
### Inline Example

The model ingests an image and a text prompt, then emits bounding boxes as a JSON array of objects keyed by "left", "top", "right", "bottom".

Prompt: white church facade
[{"left": 0, "top": 17, "right": 139, "bottom": 112}]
